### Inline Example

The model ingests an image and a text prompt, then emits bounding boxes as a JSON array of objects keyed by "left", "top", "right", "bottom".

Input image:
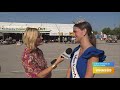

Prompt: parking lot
[{"left": 0, "top": 40, "right": 120, "bottom": 78}]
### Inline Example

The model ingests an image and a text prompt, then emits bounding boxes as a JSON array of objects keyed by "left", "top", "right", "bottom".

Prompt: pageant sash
[{"left": 71, "top": 48, "right": 80, "bottom": 78}]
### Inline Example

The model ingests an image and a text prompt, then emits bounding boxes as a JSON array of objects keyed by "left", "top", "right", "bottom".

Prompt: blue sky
[{"left": 0, "top": 12, "right": 120, "bottom": 31}]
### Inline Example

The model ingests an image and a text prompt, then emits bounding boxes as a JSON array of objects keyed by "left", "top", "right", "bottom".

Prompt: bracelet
[{"left": 51, "top": 64, "right": 57, "bottom": 69}]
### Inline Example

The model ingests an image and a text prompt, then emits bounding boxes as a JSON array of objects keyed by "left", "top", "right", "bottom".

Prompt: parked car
[{"left": 106, "top": 37, "right": 117, "bottom": 43}]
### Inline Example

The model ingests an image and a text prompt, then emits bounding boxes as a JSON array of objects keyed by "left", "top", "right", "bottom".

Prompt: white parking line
[{"left": 11, "top": 71, "right": 24, "bottom": 73}]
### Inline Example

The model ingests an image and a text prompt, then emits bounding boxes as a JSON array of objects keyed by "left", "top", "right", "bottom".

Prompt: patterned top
[{"left": 22, "top": 47, "right": 51, "bottom": 78}]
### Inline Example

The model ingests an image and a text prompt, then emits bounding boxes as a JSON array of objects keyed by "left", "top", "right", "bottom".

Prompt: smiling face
[
  {"left": 23, "top": 27, "right": 43, "bottom": 50},
  {"left": 73, "top": 26, "right": 86, "bottom": 43},
  {"left": 35, "top": 33, "right": 43, "bottom": 46},
  {"left": 73, "top": 21, "right": 96, "bottom": 47}
]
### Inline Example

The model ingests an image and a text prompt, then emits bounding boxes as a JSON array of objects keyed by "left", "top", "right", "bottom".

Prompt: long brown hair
[{"left": 74, "top": 21, "right": 96, "bottom": 47}]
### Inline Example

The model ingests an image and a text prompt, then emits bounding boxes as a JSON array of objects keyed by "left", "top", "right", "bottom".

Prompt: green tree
[
  {"left": 93, "top": 30, "right": 98, "bottom": 35},
  {"left": 101, "top": 26, "right": 120, "bottom": 40},
  {"left": 113, "top": 27, "right": 120, "bottom": 35},
  {"left": 102, "top": 27, "right": 111, "bottom": 35},
  {"left": 113, "top": 27, "right": 120, "bottom": 39}
]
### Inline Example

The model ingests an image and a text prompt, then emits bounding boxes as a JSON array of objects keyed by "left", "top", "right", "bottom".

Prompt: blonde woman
[{"left": 22, "top": 27, "right": 64, "bottom": 78}]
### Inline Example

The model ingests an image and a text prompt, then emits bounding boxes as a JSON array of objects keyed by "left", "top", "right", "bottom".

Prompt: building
[{"left": 0, "top": 22, "right": 75, "bottom": 42}]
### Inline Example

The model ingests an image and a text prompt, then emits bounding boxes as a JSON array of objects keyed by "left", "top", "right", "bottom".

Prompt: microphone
[
  {"left": 61, "top": 48, "right": 72, "bottom": 59},
  {"left": 51, "top": 48, "right": 72, "bottom": 65}
]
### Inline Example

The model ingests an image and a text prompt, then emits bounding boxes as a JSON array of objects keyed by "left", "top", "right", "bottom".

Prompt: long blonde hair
[{"left": 23, "top": 27, "right": 39, "bottom": 50}]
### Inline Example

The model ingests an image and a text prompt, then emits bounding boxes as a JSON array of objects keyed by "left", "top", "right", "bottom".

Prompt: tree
[
  {"left": 102, "top": 27, "right": 111, "bottom": 35},
  {"left": 101, "top": 26, "right": 120, "bottom": 40},
  {"left": 92, "top": 30, "right": 98, "bottom": 35},
  {"left": 113, "top": 27, "right": 120, "bottom": 39}
]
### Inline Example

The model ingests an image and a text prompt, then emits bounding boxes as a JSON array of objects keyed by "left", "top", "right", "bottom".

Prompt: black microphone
[
  {"left": 51, "top": 48, "right": 72, "bottom": 65},
  {"left": 51, "top": 59, "right": 57, "bottom": 65},
  {"left": 60, "top": 48, "right": 72, "bottom": 59}
]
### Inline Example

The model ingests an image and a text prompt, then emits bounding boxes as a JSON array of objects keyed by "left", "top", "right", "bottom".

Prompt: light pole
[
  {"left": 2, "top": 25, "right": 4, "bottom": 41},
  {"left": 55, "top": 24, "right": 60, "bottom": 43}
]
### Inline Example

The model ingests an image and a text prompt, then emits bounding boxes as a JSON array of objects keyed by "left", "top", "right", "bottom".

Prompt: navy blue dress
[{"left": 70, "top": 45, "right": 106, "bottom": 78}]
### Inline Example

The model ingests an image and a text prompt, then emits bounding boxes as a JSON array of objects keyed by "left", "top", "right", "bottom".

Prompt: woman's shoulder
[
  {"left": 37, "top": 48, "right": 43, "bottom": 54},
  {"left": 82, "top": 46, "right": 106, "bottom": 62},
  {"left": 37, "top": 48, "right": 42, "bottom": 51},
  {"left": 22, "top": 48, "right": 31, "bottom": 60},
  {"left": 73, "top": 45, "right": 80, "bottom": 52}
]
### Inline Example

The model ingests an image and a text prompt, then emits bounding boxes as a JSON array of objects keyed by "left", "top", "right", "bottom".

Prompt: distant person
[
  {"left": 22, "top": 27, "right": 64, "bottom": 78},
  {"left": 71, "top": 37, "right": 75, "bottom": 44},
  {"left": 66, "top": 21, "right": 106, "bottom": 78},
  {"left": 64, "top": 37, "right": 67, "bottom": 44},
  {"left": 62, "top": 37, "right": 64, "bottom": 43}
]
